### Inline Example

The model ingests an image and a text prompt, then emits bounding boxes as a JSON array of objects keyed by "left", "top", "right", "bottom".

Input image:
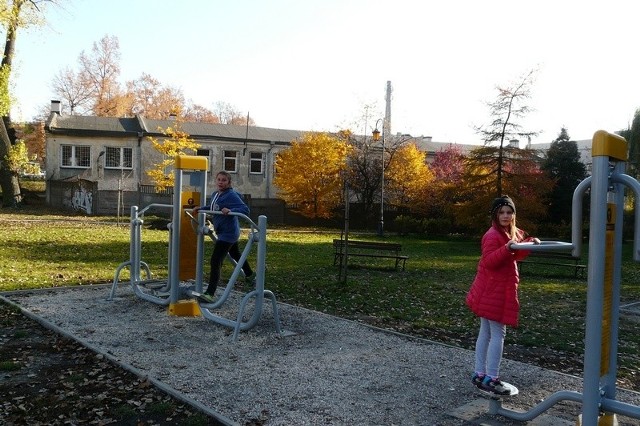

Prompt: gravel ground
[
  {"left": 0, "top": 299, "right": 222, "bottom": 425},
  {"left": 3, "top": 284, "right": 640, "bottom": 426}
]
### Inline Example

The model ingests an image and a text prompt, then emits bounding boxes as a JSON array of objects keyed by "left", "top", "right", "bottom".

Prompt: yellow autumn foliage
[
  {"left": 146, "top": 118, "right": 200, "bottom": 190},
  {"left": 274, "top": 132, "right": 351, "bottom": 219},
  {"left": 385, "top": 143, "right": 434, "bottom": 209},
  {"left": 5, "top": 140, "right": 30, "bottom": 173}
]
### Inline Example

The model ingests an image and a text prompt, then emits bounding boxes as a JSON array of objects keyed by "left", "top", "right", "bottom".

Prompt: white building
[{"left": 45, "top": 107, "right": 304, "bottom": 216}]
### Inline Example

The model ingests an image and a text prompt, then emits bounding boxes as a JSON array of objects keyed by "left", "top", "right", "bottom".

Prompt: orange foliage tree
[
  {"left": 454, "top": 145, "right": 552, "bottom": 235},
  {"left": 274, "top": 132, "right": 350, "bottom": 219}
]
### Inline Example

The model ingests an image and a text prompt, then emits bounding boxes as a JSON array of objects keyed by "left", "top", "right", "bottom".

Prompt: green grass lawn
[{"left": 2, "top": 208, "right": 640, "bottom": 391}]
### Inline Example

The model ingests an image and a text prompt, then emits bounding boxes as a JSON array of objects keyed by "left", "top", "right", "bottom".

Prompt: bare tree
[
  {"left": 214, "top": 101, "right": 254, "bottom": 125},
  {"left": 49, "top": 35, "right": 251, "bottom": 128},
  {"left": 473, "top": 69, "right": 539, "bottom": 196},
  {"left": 124, "top": 73, "right": 185, "bottom": 119},
  {"left": 78, "top": 34, "right": 122, "bottom": 116},
  {"left": 51, "top": 66, "right": 94, "bottom": 114},
  {"left": 182, "top": 103, "right": 220, "bottom": 123}
]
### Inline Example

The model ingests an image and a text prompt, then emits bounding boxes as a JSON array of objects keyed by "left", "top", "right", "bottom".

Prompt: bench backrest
[{"left": 333, "top": 239, "right": 402, "bottom": 251}]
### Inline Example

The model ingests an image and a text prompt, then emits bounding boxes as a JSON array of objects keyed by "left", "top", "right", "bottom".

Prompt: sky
[{"left": 9, "top": 0, "right": 640, "bottom": 145}]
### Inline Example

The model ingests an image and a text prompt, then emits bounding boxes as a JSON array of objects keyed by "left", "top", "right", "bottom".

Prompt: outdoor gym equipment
[
  {"left": 108, "top": 155, "right": 283, "bottom": 340},
  {"left": 192, "top": 209, "right": 284, "bottom": 341},
  {"left": 109, "top": 155, "right": 207, "bottom": 310},
  {"left": 486, "top": 130, "right": 640, "bottom": 426},
  {"left": 108, "top": 201, "right": 173, "bottom": 304}
]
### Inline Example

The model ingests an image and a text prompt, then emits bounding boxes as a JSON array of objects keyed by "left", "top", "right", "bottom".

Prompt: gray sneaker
[
  {"left": 480, "top": 376, "right": 510, "bottom": 395},
  {"left": 471, "top": 372, "right": 485, "bottom": 388}
]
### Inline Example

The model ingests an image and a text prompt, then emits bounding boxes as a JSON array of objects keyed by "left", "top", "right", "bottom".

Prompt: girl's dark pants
[{"left": 207, "top": 240, "right": 253, "bottom": 295}]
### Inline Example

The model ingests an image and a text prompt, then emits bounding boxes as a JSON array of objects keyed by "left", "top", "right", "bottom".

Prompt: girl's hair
[
  {"left": 492, "top": 206, "right": 519, "bottom": 240},
  {"left": 216, "top": 171, "right": 232, "bottom": 183}
]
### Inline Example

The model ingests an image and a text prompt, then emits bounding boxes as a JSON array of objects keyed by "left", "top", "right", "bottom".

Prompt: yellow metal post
[{"left": 169, "top": 154, "right": 208, "bottom": 317}]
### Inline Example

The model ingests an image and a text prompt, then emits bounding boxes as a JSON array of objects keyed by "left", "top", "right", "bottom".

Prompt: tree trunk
[
  {"left": 0, "top": 118, "right": 21, "bottom": 207},
  {"left": 0, "top": 2, "right": 21, "bottom": 207}
]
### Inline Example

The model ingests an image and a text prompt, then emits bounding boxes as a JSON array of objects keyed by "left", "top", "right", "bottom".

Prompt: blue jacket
[{"left": 202, "top": 188, "right": 249, "bottom": 243}]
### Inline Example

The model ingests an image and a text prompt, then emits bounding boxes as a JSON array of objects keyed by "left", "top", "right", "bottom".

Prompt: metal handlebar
[
  {"left": 186, "top": 209, "right": 257, "bottom": 229},
  {"left": 510, "top": 241, "right": 574, "bottom": 251}
]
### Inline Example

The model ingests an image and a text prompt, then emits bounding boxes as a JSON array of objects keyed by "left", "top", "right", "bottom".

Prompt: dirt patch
[{"left": 0, "top": 301, "right": 223, "bottom": 426}]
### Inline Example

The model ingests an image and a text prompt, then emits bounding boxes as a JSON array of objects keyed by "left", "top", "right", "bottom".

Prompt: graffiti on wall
[
  {"left": 72, "top": 187, "right": 93, "bottom": 214},
  {"left": 63, "top": 181, "right": 93, "bottom": 214}
]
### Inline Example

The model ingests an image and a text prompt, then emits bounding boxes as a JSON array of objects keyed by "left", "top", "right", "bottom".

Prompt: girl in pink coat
[{"left": 466, "top": 195, "right": 539, "bottom": 395}]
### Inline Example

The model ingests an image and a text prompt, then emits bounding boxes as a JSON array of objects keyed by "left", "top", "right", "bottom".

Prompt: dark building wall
[{"left": 46, "top": 183, "right": 394, "bottom": 230}]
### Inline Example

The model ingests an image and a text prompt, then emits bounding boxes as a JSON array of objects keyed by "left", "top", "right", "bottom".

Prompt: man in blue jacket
[{"left": 193, "top": 171, "right": 253, "bottom": 303}]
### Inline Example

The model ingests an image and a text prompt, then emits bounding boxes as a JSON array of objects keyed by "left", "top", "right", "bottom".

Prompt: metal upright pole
[
  {"left": 372, "top": 119, "right": 385, "bottom": 237},
  {"left": 581, "top": 131, "right": 623, "bottom": 425},
  {"left": 340, "top": 173, "right": 349, "bottom": 283},
  {"left": 378, "top": 129, "right": 385, "bottom": 236},
  {"left": 169, "top": 165, "right": 182, "bottom": 305}
]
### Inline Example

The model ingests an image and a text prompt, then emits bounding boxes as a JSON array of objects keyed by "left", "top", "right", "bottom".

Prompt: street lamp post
[{"left": 372, "top": 119, "right": 384, "bottom": 236}]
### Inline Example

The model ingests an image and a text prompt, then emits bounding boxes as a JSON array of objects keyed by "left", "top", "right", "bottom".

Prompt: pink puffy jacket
[{"left": 465, "top": 224, "right": 533, "bottom": 327}]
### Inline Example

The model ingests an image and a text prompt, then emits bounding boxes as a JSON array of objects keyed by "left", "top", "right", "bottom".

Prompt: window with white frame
[
  {"left": 223, "top": 150, "right": 237, "bottom": 172},
  {"left": 61, "top": 145, "right": 91, "bottom": 168},
  {"left": 249, "top": 152, "right": 263, "bottom": 174},
  {"left": 105, "top": 146, "right": 133, "bottom": 169}
]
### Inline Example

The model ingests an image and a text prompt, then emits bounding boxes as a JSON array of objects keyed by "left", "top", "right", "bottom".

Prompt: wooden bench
[
  {"left": 517, "top": 250, "right": 586, "bottom": 278},
  {"left": 333, "top": 239, "right": 408, "bottom": 271}
]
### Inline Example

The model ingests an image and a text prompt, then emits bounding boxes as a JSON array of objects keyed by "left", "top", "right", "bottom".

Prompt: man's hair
[{"left": 216, "top": 171, "right": 232, "bottom": 183}]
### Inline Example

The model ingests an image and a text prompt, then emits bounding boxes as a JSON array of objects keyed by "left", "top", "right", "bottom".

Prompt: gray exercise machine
[
  {"left": 109, "top": 155, "right": 283, "bottom": 340},
  {"left": 494, "top": 130, "right": 640, "bottom": 425}
]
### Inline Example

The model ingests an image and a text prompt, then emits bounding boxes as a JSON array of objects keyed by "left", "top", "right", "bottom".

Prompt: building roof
[
  {"left": 45, "top": 115, "right": 143, "bottom": 136},
  {"left": 140, "top": 117, "right": 305, "bottom": 144},
  {"left": 45, "top": 113, "right": 306, "bottom": 145},
  {"left": 529, "top": 139, "right": 593, "bottom": 165},
  {"left": 412, "top": 136, "right": 478, "bottom": 155}
]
